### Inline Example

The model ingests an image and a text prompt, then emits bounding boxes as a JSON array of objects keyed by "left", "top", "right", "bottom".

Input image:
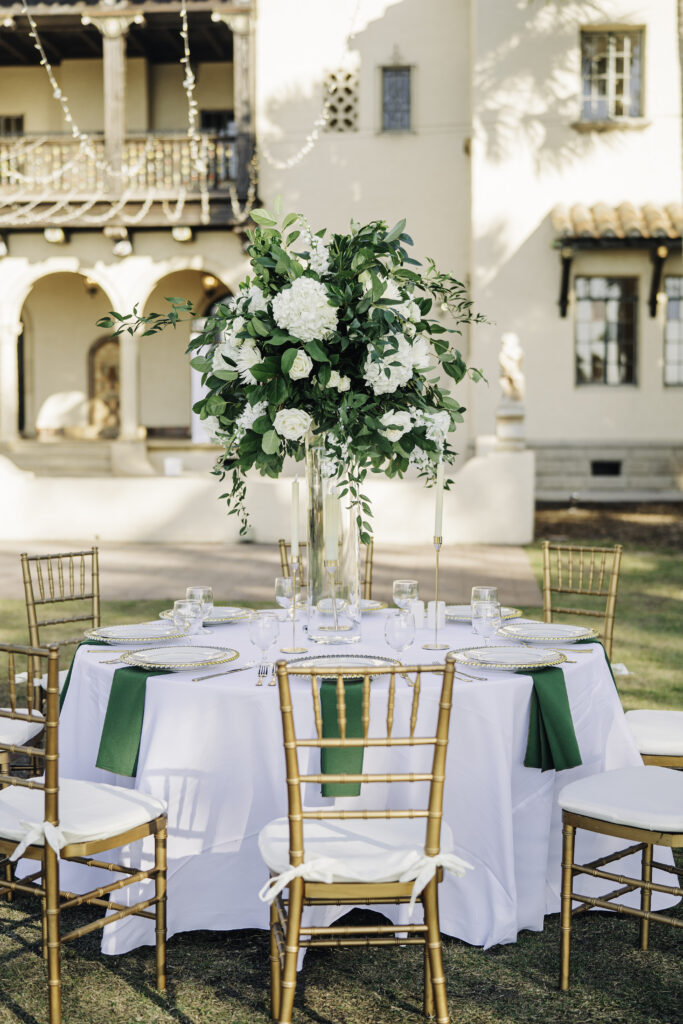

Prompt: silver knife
[{"left": 193, "top": 661, "right": 256, "bottom": 682}]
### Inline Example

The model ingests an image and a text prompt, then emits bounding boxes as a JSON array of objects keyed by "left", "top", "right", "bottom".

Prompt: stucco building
[{"left": 0, "top": 0, "right": 680, "bottom": 542}]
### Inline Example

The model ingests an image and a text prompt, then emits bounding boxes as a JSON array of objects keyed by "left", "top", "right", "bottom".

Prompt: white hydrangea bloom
[
  {"left": 363, "top": 336, "right": 414, "bottom": 395},
  {"left": 303, "top": 227, "right": 330, "bottom": 275},
  {"left": 271, "top": 277, "right": 337, "bottom": 342},
  {"left": 379, "top": 410, "right": 413, "bottom": 441},
  {"left": 327, "top": 370, "right": 351, "bottom": 392},
  {"left": 234, "top": 339, "right": 262, "bottom": 384},
  {"left": 288, "top": 350, "right": 314, "bottom": 380},
  {"left": 273, "top": 407, "right": 312, "bottom": 441},
  {"left": 236, "top": 400, "right": 268, "bottom": 431}
]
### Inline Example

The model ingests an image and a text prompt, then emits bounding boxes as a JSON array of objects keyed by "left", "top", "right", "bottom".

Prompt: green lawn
[{"left": 0, "top": 546, "right": 681, "bottom": 1024}]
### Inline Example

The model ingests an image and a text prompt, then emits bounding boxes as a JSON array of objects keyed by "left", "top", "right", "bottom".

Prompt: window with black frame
[
  {"left": 382, "top": 67, "right": 411, "bottom": 131},
  {"left": 580, "top": 29, "right": 643, "bottom": 121},
  {"left": 664, "top": 277, "right": 683, "bottom": 386},
  {"left": 575, "top": 276, "right": 637, "bottom": 385}
]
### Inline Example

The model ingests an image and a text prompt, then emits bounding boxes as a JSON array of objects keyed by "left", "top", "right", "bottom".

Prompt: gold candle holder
[
  {"left": 423, "top": 535, "right": 449, "bottom": 650},
  {"left": 280, "top": 556, "right": 307, "bottom": 654},
  {"left": 323, "top": 558, "right": 340, "bottom": 631}
]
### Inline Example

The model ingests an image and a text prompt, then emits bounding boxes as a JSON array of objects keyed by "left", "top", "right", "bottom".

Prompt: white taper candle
[
  {"left": 434, "top": 461, "right": 445, "bottom": 537},
  {"left": 291, "top": 477, "right": 299, "bottom": 557}
]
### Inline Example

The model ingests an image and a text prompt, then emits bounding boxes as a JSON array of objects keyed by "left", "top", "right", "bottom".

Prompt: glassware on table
[
  {"left": 275, "top": 576, "right": 294, "bottom": 620},
  {"left": 471, "top": 585, "right": 502, "bottom": 646},
  {"left": 186, "top": 586, "right": 214, "bottom": 631},
  {"left": 392, "top": 579, "right": 419, "bottom": 610},
  {"left": 384, "top": 609, "right": 416, "bottom": 654},
  {"left": 172, "top": 599, "right": 203, "bottom": 636},
  {"left": 248, "top": 612, "right": 279, "bottom": 684}
]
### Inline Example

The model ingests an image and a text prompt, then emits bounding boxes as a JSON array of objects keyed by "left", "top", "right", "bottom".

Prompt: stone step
[{"left": 1, "top": 441, "right": 112, "bottom": 477}]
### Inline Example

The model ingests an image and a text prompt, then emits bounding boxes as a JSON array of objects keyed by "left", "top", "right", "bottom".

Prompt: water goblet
[
  {"left": 471, "top": 586, "right": 499, "bottom": 606},
  {"left": 275, "top": 576, "right": 294, "bottom": 621},
  {"left": 384, "top": 609, "right": 416, "bottom": 655},
  {"left": 393, "top": 579, "right": 419, "bottom": 610},
  {"left": 248, "top": 612, "right": 279, "bottom": 684},
  {"left": 186, "top": 586, "right": 214, "bottom": 633},
  {"left": 172, "top": 599, "right": 203, "bottom": 636},
  {"left": 471, "top": 600, "right": 502, "bottom": 647}
]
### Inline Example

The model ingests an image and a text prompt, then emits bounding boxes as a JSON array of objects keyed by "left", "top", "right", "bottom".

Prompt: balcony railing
[{"left": 0, "top": 132, "right": 234, "bottom": 198}]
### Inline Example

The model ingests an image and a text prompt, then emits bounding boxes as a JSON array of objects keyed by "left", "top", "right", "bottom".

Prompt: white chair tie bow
[
  {"left": 11, "top": 820, "right": 67, "bottom": 862},
  {"left": 258, "top": 850, "right": 474, "bottom": 914}
]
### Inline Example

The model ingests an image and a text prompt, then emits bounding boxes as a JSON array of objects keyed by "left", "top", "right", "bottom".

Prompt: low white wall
[{"left": 0, "top": 450, "right": 535, "bottom": 545}]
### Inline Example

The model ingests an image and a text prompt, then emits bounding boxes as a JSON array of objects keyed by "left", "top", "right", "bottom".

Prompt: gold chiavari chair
[
  {"left": 623, "top": 710, "right": 683, "bottom": 769},
  {"left": 278, "top": 537, "right": 375, "bottom": 599},
  {"left": 541, "top": 541, "right": 623, "bottom": 659},
  {"left": 0, "top": 642, "right": 168, "bottom": 1024},
  {"left": 558, "top": 765, "right": 683, "bottom": 991},
  {"left": 259, "top": 654, "right": 471, "bottom": 1024}
]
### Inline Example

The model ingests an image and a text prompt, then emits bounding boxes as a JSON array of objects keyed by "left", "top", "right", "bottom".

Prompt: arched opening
[
  {"left": 88, "top": 336, "right": 120, "bottom": 438},
  {"left": 140, "top": 269, "right": 230, "bottom": 438},
  {"left": 19, "top": 272, "right": 116, "bottom": 439}
]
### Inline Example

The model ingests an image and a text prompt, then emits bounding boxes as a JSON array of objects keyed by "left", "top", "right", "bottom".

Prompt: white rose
[
  {"left": 410, "top": 335, "right": 434, "bottom": 371},
  {"left": 288, "top": 350, "right": 314, "bottom": 380},
  {"left": 273, "top": 407, "right": 312, "bottom": 441},
  {"left": 327, "top": 370, "right": 351, "bottom": 392},
  {"left": 417, "top": 409, "right": 451, "bottom": 444},
  {"left": 241, "top": 285, "right": 268, "bottom": 313},
  {"left": 379, "top": 410, "right": 413, "bottom": 441}
]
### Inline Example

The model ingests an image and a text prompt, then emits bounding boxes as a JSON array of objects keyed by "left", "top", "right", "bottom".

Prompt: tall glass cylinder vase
[{"left": 306, "top": 436, "right": 362, "bottom": 644}]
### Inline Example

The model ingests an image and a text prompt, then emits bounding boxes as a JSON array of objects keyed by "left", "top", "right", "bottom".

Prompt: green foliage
[{"left": 100, "top": 211, "right": 486, "bottom": 538}]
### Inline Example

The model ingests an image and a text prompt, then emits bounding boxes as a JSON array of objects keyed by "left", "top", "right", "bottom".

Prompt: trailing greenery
[{"left": 98, "top": 211, "right": 485, "bottom": 541}]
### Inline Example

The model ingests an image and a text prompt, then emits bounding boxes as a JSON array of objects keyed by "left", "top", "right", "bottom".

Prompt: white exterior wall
[{"left": 470, "top": 0, "right": 683, "bottom": 444}]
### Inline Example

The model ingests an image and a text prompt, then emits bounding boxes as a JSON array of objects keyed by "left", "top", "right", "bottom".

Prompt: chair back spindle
[
  {"left": 541, "top": 541, "right": 622, "bottom": 659},
  {"left": 278, "top": 538, "right": 374, "bottom": 599},
  {"left": 21, "top": 548, "right": 100, "bottom": 654}
]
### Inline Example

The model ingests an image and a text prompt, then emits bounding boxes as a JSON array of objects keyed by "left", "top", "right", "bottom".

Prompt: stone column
[
  {"left": 81, "top": 13, "right": 144, "bottom": 180},
  {"left": 0, "top": 318, "right": 22, "bottom": 443},
  {"left": 118, "top": 330, "right": 141, "bottom": 441},
  {"left": 212, "top": 10, "right": 254, "bottom": 201}
]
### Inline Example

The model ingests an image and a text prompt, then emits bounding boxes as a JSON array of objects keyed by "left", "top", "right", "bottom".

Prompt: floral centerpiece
[{"left": 99, "top": 210, "right": 484, "bottom": 540}]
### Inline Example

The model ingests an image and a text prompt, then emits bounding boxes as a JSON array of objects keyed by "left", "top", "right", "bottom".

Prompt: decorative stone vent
[{"left": 324, "top": 68, "right": 359, "bottom": 132}]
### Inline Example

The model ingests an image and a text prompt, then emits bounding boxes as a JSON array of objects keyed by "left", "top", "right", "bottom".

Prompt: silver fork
[{"left": 256, "top": 661, "right": 271, "bottom": 686}]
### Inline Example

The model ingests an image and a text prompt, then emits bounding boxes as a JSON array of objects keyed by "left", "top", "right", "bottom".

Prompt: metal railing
[{"left": 0, "top": 132, "right": 234, "bottom": 197}]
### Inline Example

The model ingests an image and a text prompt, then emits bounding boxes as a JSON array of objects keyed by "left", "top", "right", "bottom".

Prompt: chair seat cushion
[
  {"left": 558, "top": 766, "right": 683, "bottom": 832},
  {"left": 259, "top": 816, "right": 455, "bottom": 884},
  {"left": 625, "top": 710, "right": 683, "bottom": 756},
  {"left": 0, "top": 778, "right": 166, "bottom": 850},
  {"left": 0, "top": 710, "right": 44, "bottom": 747}
]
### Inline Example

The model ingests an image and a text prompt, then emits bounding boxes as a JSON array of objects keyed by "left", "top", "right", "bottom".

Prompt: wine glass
[
  {"left": 471, "top": 587, "right": 502, "bottom": 647},
  {"left": 275, "top": 576, "right": 294, "bottom": 621},
  {"left": 172, "top": 599, "right": 203, "bottom": 636},
  {"left": 186, "top": 586, "right": 214, "bottom": 632},
  {"left": 384, "top": 609, "right": 416, "bottom": 654},
  {"left": 471, "top": 586, "right": 499, "bottom": 606},
  {"left": 248, "top": 612, "right": 279, "bottom": 682},
  {"left": 393, "top": 579, "right": 419, "bottom": 610}
]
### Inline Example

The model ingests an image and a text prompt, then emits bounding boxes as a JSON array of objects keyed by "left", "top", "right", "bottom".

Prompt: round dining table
[{"left": 56, "top": 608, "right": 674, "bottom": 956}]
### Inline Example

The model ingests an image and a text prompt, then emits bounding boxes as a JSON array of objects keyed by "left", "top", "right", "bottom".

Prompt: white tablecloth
[{"left": 57, "top": 612, "right": 671, "bottom": 955}]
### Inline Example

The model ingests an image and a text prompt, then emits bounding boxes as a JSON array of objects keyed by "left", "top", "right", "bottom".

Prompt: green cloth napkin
[
  {"left": 524, "top": 666, "right": 582, "bottom": 772},
  {"left": 320, "top": 677, "right": 364, "bottom": 797},
  {"left": 95, "top": 665, "right": 168, "bottom": 777},
  {"left": 59, "top": 640, "right": 109, "bottom": 711}
]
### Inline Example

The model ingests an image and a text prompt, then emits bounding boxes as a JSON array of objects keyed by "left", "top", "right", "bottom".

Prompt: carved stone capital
[{"left": 81, "top": 13, "right": 145, "bottom": 39}]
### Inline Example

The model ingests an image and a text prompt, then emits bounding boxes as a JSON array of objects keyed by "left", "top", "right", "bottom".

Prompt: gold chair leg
[
  {"left": 640, "top": 843, "right": 653, "bottom": 951},
  {"left": 270, "top": 900, "right": 282, "bottom": 1021},
  {"left": 3, "top": 858, "right": 13, "bottom": 904},
  {"left": 559, "top": 820, "right": 576, "bottom": 991},
  {"left": 44, "top": 846, "right": 62, "bottom": 1024},
  {"left": 422, "top": 878, "right": 449, "bottom": 1024},
  {"left": 278, "top": 878, "right": 303, "bottom": 1024},
  {"left": 0, "top": 750, "right": 8, "bottom": 789},
  {"left": 154, "top": 827, "right": 167, "bottom": 992},
  {"left": 423, "top": 940, "right": 434, "bottom": 1017}
]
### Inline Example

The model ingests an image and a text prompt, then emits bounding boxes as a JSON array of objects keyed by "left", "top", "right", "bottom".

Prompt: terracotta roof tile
[{"left": 552, "top": 202, "right": 682, "bottom": 240}]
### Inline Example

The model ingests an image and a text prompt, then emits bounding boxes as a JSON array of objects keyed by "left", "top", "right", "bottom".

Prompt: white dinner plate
[
  {"left": 449, "top": 645, "right": 566, "bottom": 671},
  {"left": 496, "top": 621, "right": 599, "bottom": 644},
  {"left": 121, "top": 646, "right": 239, "bottom": 671},
  {"left": 445, "top": 605, "right": 523, "bottom": 622},
  {"left": 84, "top": 622, "right": 186, "bottom": 646},
  {"left": 159, "top": 606, "right": 250, "bottom": 625},
  {"left": 361, "top": 599, "right": 388, "bottom": 612},
  {"left": 286, "top": 653, "right": 399, "bottom": 676}
]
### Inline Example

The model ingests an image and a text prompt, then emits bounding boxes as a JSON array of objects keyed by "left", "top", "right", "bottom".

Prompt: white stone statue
[{"left": 499, "top": 332, "right": 525, "bottom": 402}]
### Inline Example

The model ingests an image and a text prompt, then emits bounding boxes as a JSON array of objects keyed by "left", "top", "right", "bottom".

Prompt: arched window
[{"left": 88, "top": 336, "right": 120, "bottom": 438}]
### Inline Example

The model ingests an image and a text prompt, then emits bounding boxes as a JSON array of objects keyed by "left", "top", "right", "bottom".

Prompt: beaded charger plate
[
  {"left": 361, "top": 599, "right": 388, "bottom": 612},
  {"left": 449, "top": 646, "right": 566, "bottom": 671},
  {"left": 84, "top": 622, "right": 186, "bottom": 646},
  {"left": 286, "top": 654, "right": 399, "bottom": 676},
  {"left": 497, "top": 621, "right": 599, "bottom": 644},
  {"left": 159, "top": 606, "right": 250, "bottom": 625},
  {"left": 121, "top": 646, "right": 239, "bottom": 671},
  {"left": 445, "top": 605, "right": 523, "bottom": 622}
]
